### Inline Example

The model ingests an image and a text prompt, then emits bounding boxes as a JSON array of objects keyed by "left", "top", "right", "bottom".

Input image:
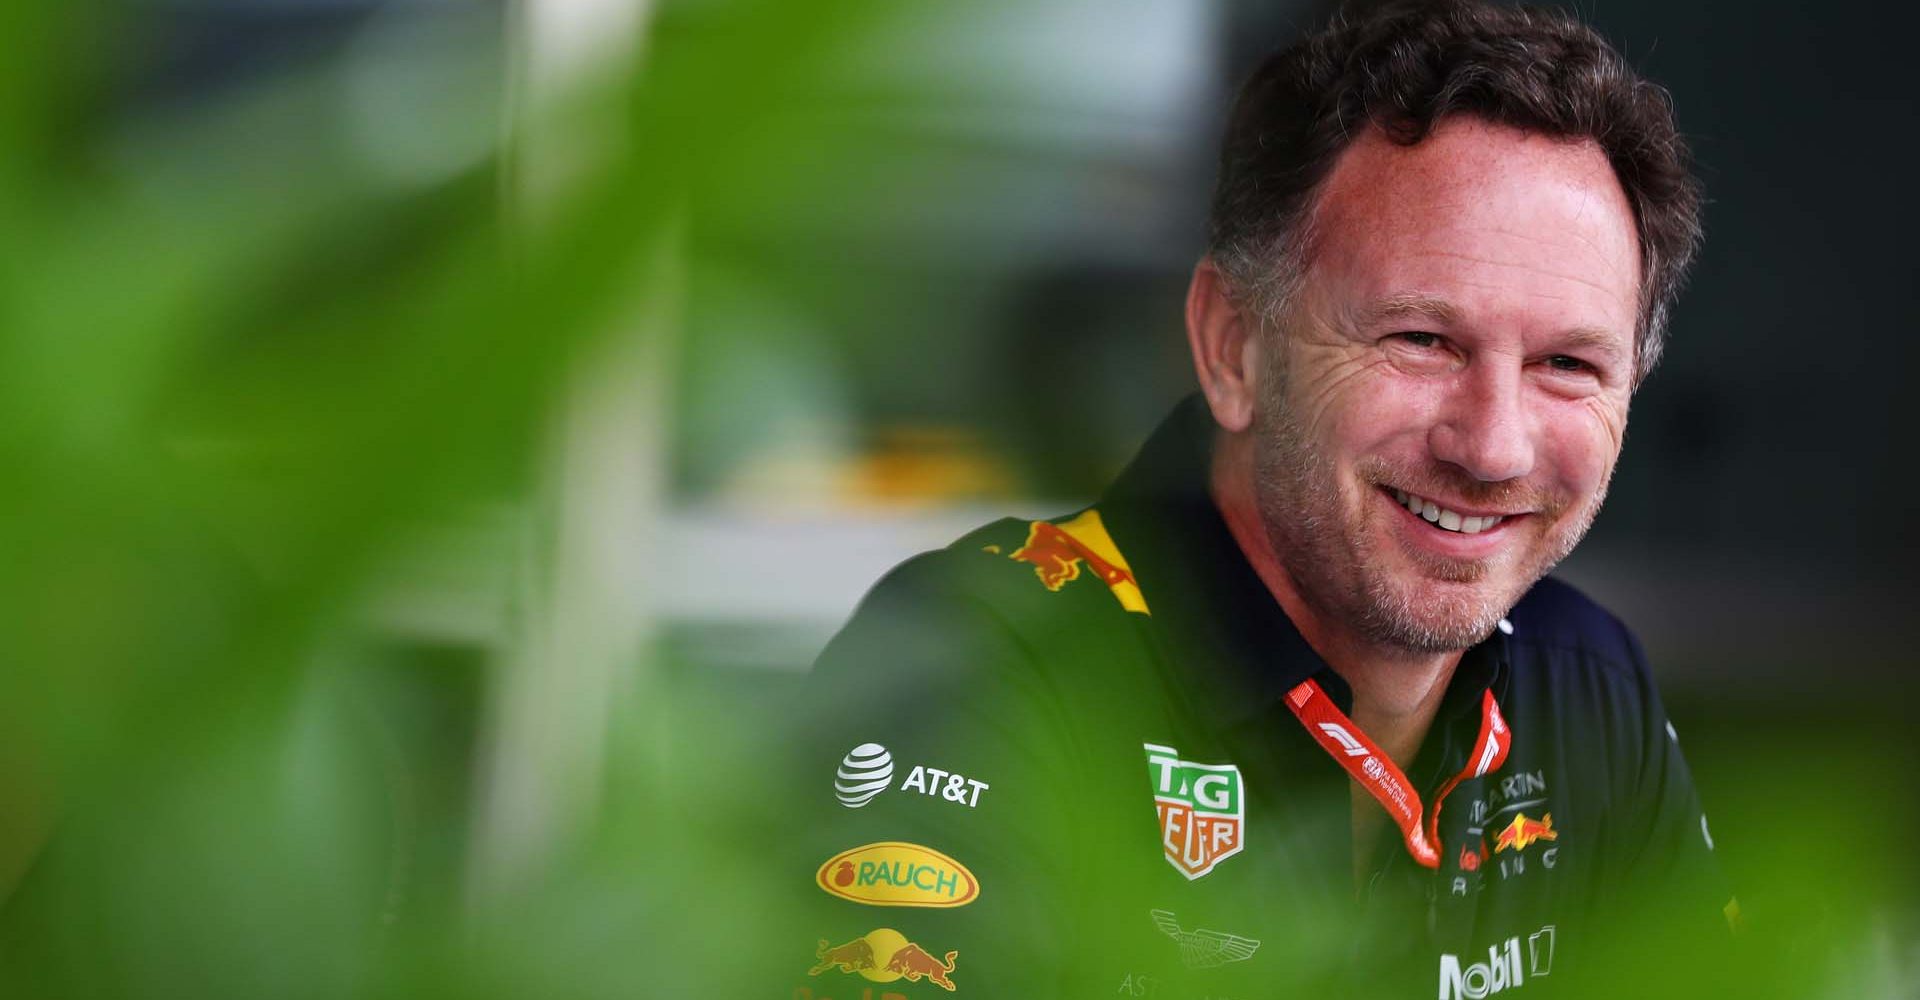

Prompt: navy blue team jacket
[{"left": 786, "top": 396, "right": 1732, "bottom": 999}]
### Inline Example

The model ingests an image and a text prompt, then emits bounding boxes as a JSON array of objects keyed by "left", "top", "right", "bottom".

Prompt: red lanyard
[{"left": 1283, "top": 677, "right": 1510, "bottom": 868}]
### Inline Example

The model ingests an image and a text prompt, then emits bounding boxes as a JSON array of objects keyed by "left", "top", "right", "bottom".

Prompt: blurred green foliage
[{"left": 0, "top": 0, "right": 898, "bottom": 995}]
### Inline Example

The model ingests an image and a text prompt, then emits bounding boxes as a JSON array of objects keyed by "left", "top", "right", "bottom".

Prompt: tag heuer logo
[{"left": 1144, "top": 743, "right": 1244, "bottom": 879}]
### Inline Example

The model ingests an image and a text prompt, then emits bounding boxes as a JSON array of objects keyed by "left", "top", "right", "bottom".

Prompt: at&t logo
[
  {"left": 835, "top": 744, "right": 895, "bottom": 807},
  {"left": 834, "top": 743, "right": 989, "bottom": 810}
]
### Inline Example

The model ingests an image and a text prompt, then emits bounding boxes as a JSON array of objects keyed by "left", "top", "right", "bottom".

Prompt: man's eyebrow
[
  {"left": 1361, "top": 293, "right": 1630, "bottom": 361},
  {"left": 1553, "top": 326, "right": 1629, "bottom": 362},
  {"left": 1358, "top": 293, "right": 1462, "bottom": 327}
]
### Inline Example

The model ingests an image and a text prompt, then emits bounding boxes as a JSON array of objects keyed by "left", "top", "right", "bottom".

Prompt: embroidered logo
[
  {"left": 816, "top": 842, "right": 979, "bottom": 908},
  {"left": 1492, "top": 812, "right": 1558, "bottom": 853},
  {"left": 1149, "top": 909, "right": 1261, "bottom": 968},
  {"left": 809, "top": 928, "right": 958, "bottom": 992},
  {"left": 1144, "top": 743, "right": 1245, "bottom": 879},
  {"left": 1004, "top": 510, "right": 1149, "bottom": 613},
  {"left": 834, "top": 743, "right": 895, "bottom": 808}
]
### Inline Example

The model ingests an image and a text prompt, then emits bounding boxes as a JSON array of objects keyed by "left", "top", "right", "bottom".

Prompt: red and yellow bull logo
[
  {"left": 815, "top": 842, "right": 979, "bottom": 908},
  {"left": 1004, "top": 511, "right": 1148, "bottom": 614},
  {"left": 1493, "top": 812, "right": 1557, "bottom": 853},
  {"left": 808, "top": 929, "right": 959, "bottom": 992}
]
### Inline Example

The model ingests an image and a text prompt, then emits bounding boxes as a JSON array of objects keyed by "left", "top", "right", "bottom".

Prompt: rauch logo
[{"left": 815, "top": 842, "right": 979, "bottom": 908}]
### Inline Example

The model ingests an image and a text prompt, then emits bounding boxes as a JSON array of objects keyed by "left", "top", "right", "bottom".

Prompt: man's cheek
[
  {"left": 1329, "top": 383, "right": 1434, "bottom": 457},
  {"left": 1294, "top": 350, "right": 1410, "bottom": 429},
  {"left": 1576, "top": 393, "right": 1631, "bottom": 455},
  {"left": 1541, "top": 406, "right": 1624, "bottom": 494},
  {"left": 1543, "top": 440, "right": 1616, "bottom": 513}
]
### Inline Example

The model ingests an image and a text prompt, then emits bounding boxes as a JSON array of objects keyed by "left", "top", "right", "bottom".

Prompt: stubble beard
[{"left": 1250, "top": 350, "right": 1608, "bottom": 654}]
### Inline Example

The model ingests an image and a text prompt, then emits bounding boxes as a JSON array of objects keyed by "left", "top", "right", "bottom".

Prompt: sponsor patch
[
  {"left": 836, "top": 744, "right": 895, "bottom": 808},
  {"left": 1526, "top": 926, "right": 1556, "bottom": 977},
  {"left": 1149, "top": 909, "right": 1260, "bottom": 969},
  {"left": 1436, "top": 925, "right": 1556, "bottom": 999},
  {"left": 1005, "top": 510, "right": 1149, "bottom": 613},
  {"left": 816, "top": 842, "right": 979, "bottom": 908},
  {"left": 833, "top": 743, "right": 989, "bottom": 810},
  {"left": 1450, "top": 827, "right": 1553, "bottom": 895},
  {"left": 1438, "top": 938, "right": 1521, "bottom": 998},
  {"left": 1144, "top": 743, "right": 1244, "bottom": 879},
  {"left": 1467, "top": 769, "right": 1548, "bottom": 827},
  {"left": 809, "top": 928, "right": 958, "bottom": 992},
  {"left": 1492, "top": 812, "right": 1557, "bottom": 854},
  {"left": 899, "top": 763, "right": 989, "bottom": 807}
]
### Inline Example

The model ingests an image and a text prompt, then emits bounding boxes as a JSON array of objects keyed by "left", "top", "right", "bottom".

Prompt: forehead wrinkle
[
  {"left": 1307, "top": 123, "right": 1644, "bottom": 356},
  {"left": 1401, "top": 247, "right": 1636, "bottom": 303}
]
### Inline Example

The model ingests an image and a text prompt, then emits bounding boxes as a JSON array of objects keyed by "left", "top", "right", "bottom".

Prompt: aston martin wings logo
[{"left": 1149, "top": 909, "right": 1261, "bottom": 969}]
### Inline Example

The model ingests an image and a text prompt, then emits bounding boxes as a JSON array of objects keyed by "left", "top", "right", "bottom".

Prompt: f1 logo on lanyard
[{"left": 1284, "top": 678, "right": 1510, "bottom": 868}]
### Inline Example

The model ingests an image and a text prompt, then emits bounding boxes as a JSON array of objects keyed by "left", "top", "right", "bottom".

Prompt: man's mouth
[{"left": 1383, "top": 487, "right": 1513, "bottom": 536}]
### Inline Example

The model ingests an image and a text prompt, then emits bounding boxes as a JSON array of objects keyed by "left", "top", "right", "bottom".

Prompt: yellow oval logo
[{"left": 815, "top": 841, "right": 979, "bottom": 908}]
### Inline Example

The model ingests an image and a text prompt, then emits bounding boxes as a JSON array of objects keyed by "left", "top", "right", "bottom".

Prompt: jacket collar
[{"left": 1096, "top": 394, "right": 1510, "bottom": 736}]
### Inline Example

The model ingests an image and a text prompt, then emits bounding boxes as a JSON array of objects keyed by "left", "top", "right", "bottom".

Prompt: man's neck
[{"left": 1209, "top": 432, "right": 1461, "bottom": 770}]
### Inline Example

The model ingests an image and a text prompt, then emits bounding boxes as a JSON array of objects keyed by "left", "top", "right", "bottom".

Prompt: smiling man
[{"left": 789, "top": 2, "right": 1731, "bottom": 997}]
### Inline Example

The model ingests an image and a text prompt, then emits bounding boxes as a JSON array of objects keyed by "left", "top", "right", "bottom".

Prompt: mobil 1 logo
[{"left": 1437, "top": 925, "right": 1557, "bottom": 999}]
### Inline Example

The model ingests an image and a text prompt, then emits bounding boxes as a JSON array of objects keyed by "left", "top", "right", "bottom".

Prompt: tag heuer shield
[{"left": 1145, "top": 743, "right": 1245, "bottom": 879}]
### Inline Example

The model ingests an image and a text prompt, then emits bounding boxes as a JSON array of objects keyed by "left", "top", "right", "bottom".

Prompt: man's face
[{"left": 1252, "top": 118, "right": 1642, "bottom": 652}]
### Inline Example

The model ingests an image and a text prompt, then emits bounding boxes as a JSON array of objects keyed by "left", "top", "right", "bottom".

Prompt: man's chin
[{"left": 1355, "top": 577, "right": 1515, "bottom": 653}]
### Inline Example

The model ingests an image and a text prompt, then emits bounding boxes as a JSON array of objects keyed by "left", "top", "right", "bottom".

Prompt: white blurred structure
[{"left": 465, "top": 0, "right": 665, "bottom": 916}]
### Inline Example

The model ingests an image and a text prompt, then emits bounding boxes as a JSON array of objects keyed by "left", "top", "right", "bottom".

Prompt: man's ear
[{"left": 1185, "top": 258, "right": 1261, "bottom": 434}]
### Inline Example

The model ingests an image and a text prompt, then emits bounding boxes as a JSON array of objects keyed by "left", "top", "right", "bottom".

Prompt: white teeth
[{"left": 1392, "top": 489, "right": 1504, "bottom": 535}]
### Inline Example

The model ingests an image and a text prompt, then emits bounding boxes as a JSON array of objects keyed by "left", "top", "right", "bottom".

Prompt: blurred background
[{"left": 0, "top": 0, "right": 1913, "bottom": 996}]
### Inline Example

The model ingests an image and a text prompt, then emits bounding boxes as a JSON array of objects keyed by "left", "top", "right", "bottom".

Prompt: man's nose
[{"left": 1428, "top": 363, "right": 1535, "bottom": 483}]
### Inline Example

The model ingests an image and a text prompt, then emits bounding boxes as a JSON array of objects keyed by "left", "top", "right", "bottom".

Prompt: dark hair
[{"left": 1208, "top": 0, "right": 1701, "bottom": 384}]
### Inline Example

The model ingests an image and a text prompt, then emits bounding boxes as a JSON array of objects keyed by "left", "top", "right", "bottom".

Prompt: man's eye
[
  {"left": 1546, "top": 355, "right": 1591, "bottom": 373},
  {"left": 1397, "top": 332, "right": 1440, "bottom": 348}
]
